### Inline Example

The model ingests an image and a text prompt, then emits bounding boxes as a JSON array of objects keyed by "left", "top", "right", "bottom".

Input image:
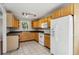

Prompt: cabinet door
[
  {"left": 43, "top": 18, "right": 48, "bottom": 23},
  {"left": 7, "top": 13, "right": 19, "bottom": 28},
  {"left": 15, "top": 20, "right": 19, "bottom": 28},
  {"left": 47, "top": 16, "right": 51, "bottom": 28},
  {"left": 7, "top": 13, "right": 14, "bottom": 27},
  {"left": 19, "top": 32, "right": 34, "bottom": 42},
  {"left": 44, "top": 35, "right": 50, "bottom": 48},
  {"left": 51, "top": 4, "right": 74, "bottom": 19},
  {"left": 32, "top": 21, "right": 35, "bottom": 28},
  {"left": 32, "top": 21, "right": 39, "bottom": 28},
  {"left": 32, "top": 32, "right": 38, "bottom": 42},
  {"left": 13, "top": 16, "right": 19, "bottom": 28},
  {"left": 38, "top": 19, "right": 41, "bottom": 28}
]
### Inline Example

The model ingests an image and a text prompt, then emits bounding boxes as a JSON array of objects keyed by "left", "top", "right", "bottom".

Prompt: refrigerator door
[{"left": 50, "top": 15, "right": 73, "bottom": 55}]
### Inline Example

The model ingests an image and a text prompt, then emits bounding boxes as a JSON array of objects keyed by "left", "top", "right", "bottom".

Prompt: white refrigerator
[{"left": 50, "top": 15, "right": 73, "bottom": 55}]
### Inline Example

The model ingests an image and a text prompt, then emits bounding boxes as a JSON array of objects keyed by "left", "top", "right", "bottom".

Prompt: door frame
[{"left": 0, "top": 7, "right": 3, "bottom": 55}]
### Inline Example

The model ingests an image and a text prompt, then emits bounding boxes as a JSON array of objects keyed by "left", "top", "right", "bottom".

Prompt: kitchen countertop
[
  {"left": 44, "top": 33, "right": 50, "bottom": 35},
  {"left": 7, "top": 33, "right": 20, "bottom": 36},
  {"left": 7, "top": 31, "right": 50, "bottom": 35},
  {"left": 7, "top": 31, "right": 44, "bottom": 33}
]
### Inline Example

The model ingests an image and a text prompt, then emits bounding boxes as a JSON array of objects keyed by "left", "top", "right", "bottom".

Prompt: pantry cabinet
[
  {"left": 7, "top": 12, "right": 19, "bottom": 28},
  {"left": 44, "top": 34, "right": 50, "bottom": 48}
]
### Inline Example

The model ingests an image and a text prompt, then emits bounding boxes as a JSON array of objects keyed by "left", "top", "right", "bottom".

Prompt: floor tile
[{"left": 5, "top": 41, "right": 51, "bottom": 55}]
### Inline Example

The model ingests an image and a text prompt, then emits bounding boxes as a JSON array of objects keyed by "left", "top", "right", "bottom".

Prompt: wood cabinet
[
  {"left": 47, "top": 16, "right": 51, "bottom": 28},
  {"left": 13, "top": 16, "right": 19, "bottom": 28},
  {"left": 32, "top": 4, "right": 74, "bottom": 29},
  {"left": 19, "top": 32, "right": 34, "bottom": 42},
  {"left": 32, "top": 32, "right": 39, "bottom": 42},
  {"left": 7, "top": 12, "right": 19, "bottom": 28},
  {"left": 19, "top": 32, "right": 39, "bottom": 42},
  {"left": 7, "top": 13, "right": 14, "bottom": 27},
  {"left": 32, "top": 20, "right": 39, "bottom": 28},
  {"left": 44, "top": 34, "right": 50, "bottom": 48},
  {"left": 51, "top": 4, "right": 74, "bottom": 19},
  {"left": 32, "top": 18, "right": 49, "bottom": 28}
]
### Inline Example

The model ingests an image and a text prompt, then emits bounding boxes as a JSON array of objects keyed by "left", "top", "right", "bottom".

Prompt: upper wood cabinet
[
  {"left": 51, "top": 4, "right": 74, "bottom": 19},
  {"left": 32, "top": 20, "right": 39, "bottom": 28},
  {"left": 13, "top": 16, "right": 19, "bottom": 28},
  {"left": 7, "top": 13, "right": 14, "bottom": 27},
  {"left": 32, "top": 4, "right": 74, "bottom": 29},
  {"left": 7, "top": 12, "right": 19, "bottom": 28},
  {"left": 32, "top": 18, "right": 49, "bottom": 28}
]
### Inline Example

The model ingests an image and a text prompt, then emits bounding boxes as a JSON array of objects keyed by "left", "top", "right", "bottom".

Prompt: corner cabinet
[
  {"left": 32, "top": 32, "right": 39, "bottom": 42},
  {"left": 7, "top": 12, "right": 19, "bottom": 28}
]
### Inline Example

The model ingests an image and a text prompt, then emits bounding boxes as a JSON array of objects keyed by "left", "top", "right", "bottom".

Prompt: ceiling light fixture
[{"left": 22, "top": 12, "right": 36, "bottom": 17}]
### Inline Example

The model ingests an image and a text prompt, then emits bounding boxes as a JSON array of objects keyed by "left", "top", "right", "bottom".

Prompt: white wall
[{"left": 19, "top": 20, "right": 32, "bottom": 31}]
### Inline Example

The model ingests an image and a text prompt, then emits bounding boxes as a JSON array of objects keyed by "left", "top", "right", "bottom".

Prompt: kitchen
[{"left": 0, "top": 3, "right": 79, "bottom": 55}]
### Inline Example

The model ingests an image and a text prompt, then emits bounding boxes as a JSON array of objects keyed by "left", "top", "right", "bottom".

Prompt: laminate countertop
[{"left": 7, "top": 31, "right": 50, "bottom": 36}]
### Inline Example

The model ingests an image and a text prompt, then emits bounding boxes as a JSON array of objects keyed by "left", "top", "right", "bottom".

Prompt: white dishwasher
[
  {"left": 7, "top": 35, "right": 19, "bottom": 52},
  {"left": 39, "top": 32, "right": 44, "bottom": 46}
]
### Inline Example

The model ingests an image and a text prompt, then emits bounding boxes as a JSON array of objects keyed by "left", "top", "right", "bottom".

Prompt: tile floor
[{"left": 5, "top": 41, "right": 51, "bottom": 55}]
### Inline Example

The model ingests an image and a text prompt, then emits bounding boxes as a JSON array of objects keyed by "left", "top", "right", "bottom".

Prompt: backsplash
[{"left": 38, "top": 29, "right": 50, "bottom": 34}]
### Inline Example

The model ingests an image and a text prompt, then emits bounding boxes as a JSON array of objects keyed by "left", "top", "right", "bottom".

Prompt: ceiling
[{"left": 1, "top": 3, "right": 66, "bottom": 20}]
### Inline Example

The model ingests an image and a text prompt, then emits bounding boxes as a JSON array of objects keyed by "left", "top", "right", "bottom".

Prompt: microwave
[{"left": 41, "top": 23, "right": 48, "bottom": 28}]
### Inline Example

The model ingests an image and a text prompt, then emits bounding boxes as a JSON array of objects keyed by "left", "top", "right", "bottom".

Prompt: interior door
[
  {"left": 51, "top": 15, "right": 73, "bottom": 55},
  {"left": 0, "top": 9, "right": 3, "bottom": 55}
]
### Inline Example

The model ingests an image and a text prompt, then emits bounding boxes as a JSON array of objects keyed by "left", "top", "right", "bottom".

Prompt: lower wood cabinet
[
  {"left": 19, "top": 32, "right": 50, "bottom": 48},
  {"left": 32, "top": 32, "right": 39, "bottom": 42},
  {"left": 44, "top": 34, "right": 50, "bottom": 48},
  {"left": 19, "top": 32, "right": 34, "bottom": 42},
  {"left": 19, "top": 32, "right": 39, "bottom": 42}
]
